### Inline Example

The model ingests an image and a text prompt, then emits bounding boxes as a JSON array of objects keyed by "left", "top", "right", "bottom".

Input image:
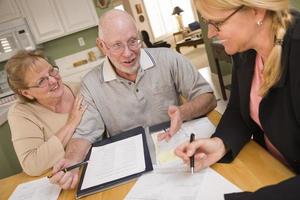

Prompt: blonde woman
[
  {"left": 175, "top": 0, "right": 300, "bottom": 199},
  {"left": 6, "top": 50, "right": 87, "bottom": 176}
]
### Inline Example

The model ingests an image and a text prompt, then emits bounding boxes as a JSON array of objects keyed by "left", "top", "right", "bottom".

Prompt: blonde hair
[
  {"left": 5, "top": 50, "right": 48, "bottom": 102},
  {"left": 194, "top": 0, "right": 292, "bottom": 96}
]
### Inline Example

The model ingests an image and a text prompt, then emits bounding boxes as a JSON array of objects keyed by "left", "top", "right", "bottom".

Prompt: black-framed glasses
[
  {"left": 202, "top": 5, "right": 244, "bottom": 32},
  {"left": 103, "top": 38, "right": 142, "bottom": 54},
  {"left": 26, "top": 66, "right": 60, "bottom": 89}
]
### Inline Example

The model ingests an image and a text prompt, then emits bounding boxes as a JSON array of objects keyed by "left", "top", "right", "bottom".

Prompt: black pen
[
  {"left": 190, "top": 133, "right": 195, "bottom": 174},
  {"left": 47, "top": 160, "right": 89, "bottom": 178}
]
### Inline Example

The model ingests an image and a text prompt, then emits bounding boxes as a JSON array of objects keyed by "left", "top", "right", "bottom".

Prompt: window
[
  {"left": 114, "top": 4, "right": 124, "bottom": 11},
  {"left": 143, "top": 0, "right": 196, "bottom": 39}
]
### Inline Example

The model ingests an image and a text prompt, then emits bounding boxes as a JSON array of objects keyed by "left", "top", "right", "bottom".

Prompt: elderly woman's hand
[{"left": 67, "top": 95, "right": 87, "bottom": 128}]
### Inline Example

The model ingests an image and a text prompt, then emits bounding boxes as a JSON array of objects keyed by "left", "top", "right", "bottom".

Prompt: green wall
[
  {"left": 41, "top": 27, "right": 98, "bottom": 63},
  {"left": 290, "top": 0, "right": 300, "bottom": 10},
  {"left": 0, "top": 122, "right": 22, "bottom": 179}
]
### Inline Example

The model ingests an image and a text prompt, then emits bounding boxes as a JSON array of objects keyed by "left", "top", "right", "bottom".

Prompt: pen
[
  {"left": 47, "top": 160, "right": 89, "bottom": 178},
  {"left": 190, "top": 133, "right": 195, "bottom": 174}
]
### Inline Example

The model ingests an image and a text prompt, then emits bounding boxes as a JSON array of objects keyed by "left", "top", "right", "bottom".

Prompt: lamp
[{"left": 172, "top": 6, "right": 184, "bottom": 31}]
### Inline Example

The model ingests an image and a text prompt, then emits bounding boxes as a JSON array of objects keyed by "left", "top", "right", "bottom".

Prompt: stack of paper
[
  {"left": 9, "top": 177, "right": 61, "bottom": 200},
  {"left": 125, "top": 165, "right": 241, "bottom": 200}
]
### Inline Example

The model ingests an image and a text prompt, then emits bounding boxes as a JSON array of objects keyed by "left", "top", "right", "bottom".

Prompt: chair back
[{"left": 141, "top": 30, "right": 153, "bottom": 47}]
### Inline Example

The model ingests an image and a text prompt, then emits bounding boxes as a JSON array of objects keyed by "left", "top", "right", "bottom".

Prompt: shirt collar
[{"left": 103, "top": 48, "right": 155, "bottom": 82}]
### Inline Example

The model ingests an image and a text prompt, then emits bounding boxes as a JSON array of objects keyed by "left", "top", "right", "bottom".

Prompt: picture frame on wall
[
  {"left": 96, "top": 0, "right": 110, "bottom": 8},
  {"left": 135, "top": 4, "right": 143, "bottom": 14}
]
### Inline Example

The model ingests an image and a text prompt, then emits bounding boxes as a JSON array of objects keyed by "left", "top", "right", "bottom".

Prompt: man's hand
[
  {"left": 49, "top": 159, "right": 80, "bottom": 190},
  {"left": 158, "top": 105, "right": 182, "bottom": 142}
]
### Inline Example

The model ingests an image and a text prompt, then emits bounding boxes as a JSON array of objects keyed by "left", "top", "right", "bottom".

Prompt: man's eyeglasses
[
  {"left": 27, "top": 66, "right": 60, "bottom": 89},
  {"left": 202, "top": 5, "right": 244, "bottom": 32},
  {"left": 103, "top": 38, "right": 142, "bottom": 54}
]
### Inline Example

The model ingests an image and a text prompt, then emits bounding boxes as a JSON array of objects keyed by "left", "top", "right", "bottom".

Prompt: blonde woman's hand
[{"left": 175, "top": 137, "right": 227, "bottom": 171}]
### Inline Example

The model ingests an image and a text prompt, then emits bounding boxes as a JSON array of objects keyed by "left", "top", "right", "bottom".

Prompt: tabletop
[{"left": 0, "top": 110, "right": 295, "bottom": 200}]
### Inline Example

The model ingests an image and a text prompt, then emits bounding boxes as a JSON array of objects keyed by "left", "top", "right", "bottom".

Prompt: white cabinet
[
  {"left": 0, "top": 0, "right": 21, "bottom": 23},
  {"left": 18, "top": 0, "right": 65, "bottom": 43},
  {"left": 17, "top": 0, "right": 98, "bottom": 44},
  {"left": 54, "top": 0, "right": 98, "bottom": 33}
]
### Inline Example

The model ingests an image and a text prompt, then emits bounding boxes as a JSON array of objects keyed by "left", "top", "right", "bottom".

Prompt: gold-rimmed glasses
[{"left": 26, "top": 65, "right": 60, "bottom": 89}]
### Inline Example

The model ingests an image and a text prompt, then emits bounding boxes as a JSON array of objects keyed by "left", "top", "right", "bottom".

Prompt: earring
[{"left": 257, "top": 20, "right": 263, "bottom": 26}]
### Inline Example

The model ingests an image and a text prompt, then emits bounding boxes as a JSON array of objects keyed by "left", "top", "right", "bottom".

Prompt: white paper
[
  {"left": 125, "top": 165, "right": 241, "bottom": 200},
  {"left": 9, "top": 177, "right": 61, "bottom": 200},
  {"left": 81, "top": 134, "right": 146, "bottom": 190},
  {"left": 152, "top": 117, "right": 216, "bottom": 165}
]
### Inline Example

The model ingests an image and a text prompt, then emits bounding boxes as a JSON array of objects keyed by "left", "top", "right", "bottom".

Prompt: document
[
  {"left": 152, "top": 117, "right": 215, "bottom": 165},
  {"left": 125, "top": 165, "right": 241, "bottom": 200},
  {"left": 9, "top": 177, "right": 61, "bottom": 200},
  {"left": 81, "top": 134, "right": 146, "bottom": 190}
]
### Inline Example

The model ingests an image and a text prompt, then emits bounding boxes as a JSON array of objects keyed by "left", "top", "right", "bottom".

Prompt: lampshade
[{"left": 172, "top": 6, "right": 184, "bottom": 15}]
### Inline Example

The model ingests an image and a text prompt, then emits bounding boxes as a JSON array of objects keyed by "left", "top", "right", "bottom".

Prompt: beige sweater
[{"left": 7, "top": 83, "right": 80, "bottom": 176}]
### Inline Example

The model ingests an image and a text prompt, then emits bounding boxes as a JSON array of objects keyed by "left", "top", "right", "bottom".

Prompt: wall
[{"left": 291, "top": 0, "right": 300, "bottom": 10}]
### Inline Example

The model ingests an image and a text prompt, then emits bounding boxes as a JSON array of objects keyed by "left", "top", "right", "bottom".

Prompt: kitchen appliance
[
  {"left": 0, "top": 18, "right": 36, "bottom": 62},
  {"left": 0, "top": 70, "right": 16, "bottom": 106}
]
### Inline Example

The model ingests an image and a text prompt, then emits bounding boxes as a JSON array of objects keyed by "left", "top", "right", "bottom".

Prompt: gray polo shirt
[{"left": 73, "top": 48, "right": 212, "bottom": 143}]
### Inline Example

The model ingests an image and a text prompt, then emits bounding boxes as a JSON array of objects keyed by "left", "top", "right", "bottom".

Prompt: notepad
[
  {"left": 9, "top": 177, "right": 61, "bottom": 200},
  {"left": 151, "top": 117, "right": 216, "bottom": 165}
]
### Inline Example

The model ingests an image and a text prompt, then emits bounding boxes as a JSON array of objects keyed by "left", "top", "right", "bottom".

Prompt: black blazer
[{"left": 212, "top": 11, "right": 300, "bottom": 200}]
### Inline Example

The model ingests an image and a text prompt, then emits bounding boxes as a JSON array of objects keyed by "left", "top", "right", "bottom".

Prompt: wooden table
[
  {"left": 175, "top": 37, "right": 204, "bottom": 53},
  {"left": 0, "top": 111, "right": 295, "bottom": 200}
]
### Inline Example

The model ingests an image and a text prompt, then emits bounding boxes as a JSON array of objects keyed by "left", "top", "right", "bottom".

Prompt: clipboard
[{"left": 76, "top": 126, "right": 153, "bottom": 199}]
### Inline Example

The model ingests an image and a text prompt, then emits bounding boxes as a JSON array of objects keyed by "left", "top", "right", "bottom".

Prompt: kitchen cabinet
[
  {"left": 17, "top": 0, "right": 98, "bottom": 44},
  {"left": 0, "top": 0, "right": 21, "bottom": 23},
  {"left": 54, "top": 0, "right": 98, "bottom": 33}
]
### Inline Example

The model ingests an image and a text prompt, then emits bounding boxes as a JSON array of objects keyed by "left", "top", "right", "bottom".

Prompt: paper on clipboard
[
  {"left": 76, "top": 127, "right": 153, "bottom": 199},
  {"left": 81, "top": 134, "right": 146, "bottom": 190}
]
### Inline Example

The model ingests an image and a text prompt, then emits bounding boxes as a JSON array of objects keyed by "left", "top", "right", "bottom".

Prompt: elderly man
[{"left": 50, "top": 9, "right": 216, "bottom": 189}]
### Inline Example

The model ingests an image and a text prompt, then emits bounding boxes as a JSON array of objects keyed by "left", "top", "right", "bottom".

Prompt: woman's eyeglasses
[
  {"left": 26, "top": 66, "right": 60, "bottom": 89},
  {"left": 202, "top": 5, "right": 244, "bottom": 32}
]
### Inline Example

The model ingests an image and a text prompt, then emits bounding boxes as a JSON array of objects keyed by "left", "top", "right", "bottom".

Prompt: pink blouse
[{"left": 249, "top": 54, "right": 288, "bottom": 165}]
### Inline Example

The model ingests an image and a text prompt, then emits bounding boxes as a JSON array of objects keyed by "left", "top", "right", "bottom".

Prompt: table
[
  {"left": 0, "top": 111, "right": 295, "bottom": 200},
  {"left": 175, "top": 37, "right": 204, "bottom": 53}
]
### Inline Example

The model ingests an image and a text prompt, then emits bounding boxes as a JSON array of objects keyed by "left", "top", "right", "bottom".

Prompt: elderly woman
[
  {"left": 5, "top": 50, "right": 86, "bottom": 176},
  {"left": 175, "top": 0, "right": 300, "bottom": 199}
]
